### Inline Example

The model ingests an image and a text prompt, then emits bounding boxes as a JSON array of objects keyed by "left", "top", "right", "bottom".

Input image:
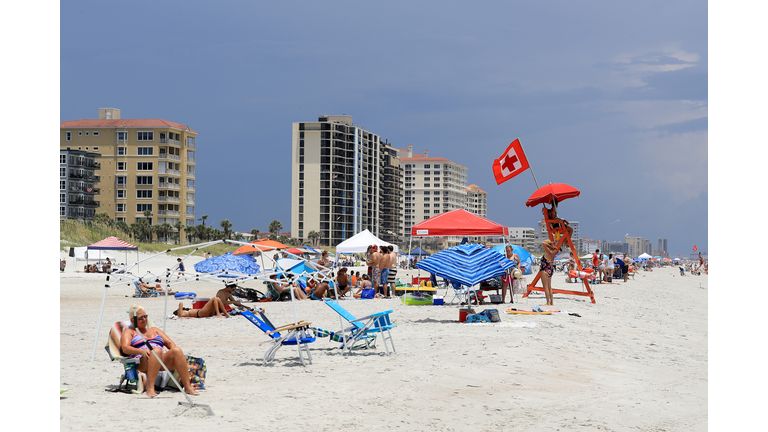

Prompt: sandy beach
[{"left": 59, "top": 251, "right": 707, "bottom": 431}]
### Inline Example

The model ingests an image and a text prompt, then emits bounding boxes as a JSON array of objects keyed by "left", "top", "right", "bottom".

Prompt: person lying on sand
[{"left": 174, "top": 297, "right": 230, "bottom": 318}]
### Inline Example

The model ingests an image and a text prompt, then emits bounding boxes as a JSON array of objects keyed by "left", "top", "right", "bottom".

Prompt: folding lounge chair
[
  {"left": 240, "top": 310, "right": 316, "bottom": 366},
  {"left": 324, "top": 300, "right": 396, "bottom": 355},
  {"left": 133, "top": 281, "right": 165, "bottom": 298},
  {"left": 263, "top": 281, "right": 292, "bottom": 302},
  {"left": 105, "top": 320, "right": 171, "bottom": 393}
]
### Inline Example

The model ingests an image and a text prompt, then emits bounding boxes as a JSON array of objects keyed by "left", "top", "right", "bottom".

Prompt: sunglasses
[{"left": 137, "top": 315, "right": 148, "bottom": 320}]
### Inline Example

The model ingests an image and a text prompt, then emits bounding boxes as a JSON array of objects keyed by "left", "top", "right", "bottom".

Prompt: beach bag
[
  {"left": 481, "top": 309, "right": 501, "bottom": 323},
  {"left": 171, "top": 355, "right": 206, "bottom": 390},
  {"left": 361, "top": 288, "right": 375, "bottom": 299}
]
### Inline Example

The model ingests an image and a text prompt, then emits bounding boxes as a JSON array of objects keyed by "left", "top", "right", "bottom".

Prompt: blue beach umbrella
[
  {"left": 415, "top": 243, "right": 516, "bottom": 287},
  {"left": 193, "top": 252, "right": 260, "bottom": 275}
]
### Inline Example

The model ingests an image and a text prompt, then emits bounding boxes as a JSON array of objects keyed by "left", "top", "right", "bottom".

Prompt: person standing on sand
[
  {"left": 367, "top": 245, "right": 381, "bottom": 295},
  {"left": 176, "top": 258, "right": 185, "bottom": 280},
  {"left": 501, "top": 245, "right": 520, "bottom": 304},
  {"left": 388, "top": 246, "right": 398, "bottom": 296},
  {"left": 597, "top": 251, "right": 606, "bottom": 281},
  {"left": 606, "top": 253, "right": 615, "bottom": 281},
  {"left": 540, "top": 239, "right": 558, "bottom": 306},
  {"left": 379, "top": 245, "right": 391, "bottom": 297},
  {"left": 621, "top": 256, "right": 630, "bottom": 282},
  {"left": 592, "top": 249, "right": 600, "bottom": 272}
]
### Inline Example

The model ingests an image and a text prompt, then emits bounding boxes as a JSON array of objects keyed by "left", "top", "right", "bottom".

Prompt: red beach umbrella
[{"left": 525, "top": 183, "right": 581, "bottom": 207}]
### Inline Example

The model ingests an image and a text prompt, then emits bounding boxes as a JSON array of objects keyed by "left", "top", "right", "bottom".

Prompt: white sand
[{"left": 59, "top": 252, "right": 707, "bottom": 431}]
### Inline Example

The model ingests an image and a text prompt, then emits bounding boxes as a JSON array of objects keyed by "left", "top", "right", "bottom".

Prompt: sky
[{"left": 58, "top": 1, "right": 708, "bottom": 257}]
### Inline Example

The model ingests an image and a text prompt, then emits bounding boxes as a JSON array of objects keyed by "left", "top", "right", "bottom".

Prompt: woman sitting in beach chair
[{"left": 121, "top": 305, "right": 200, "bottom": 398}]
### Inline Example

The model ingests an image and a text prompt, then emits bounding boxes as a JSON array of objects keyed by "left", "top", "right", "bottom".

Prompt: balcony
[
  {"left": 186, "top": 172, "right": 195, "bottom": 179},
  {"left": 69, "top": 173, "right": 100, "bottom": 182}
]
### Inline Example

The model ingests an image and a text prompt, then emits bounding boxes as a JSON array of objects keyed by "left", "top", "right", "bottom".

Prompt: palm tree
[
  {"left": 174, "top": 221, "right": 184, "bottom": 244},
  {"left": 250, "top": 229, "right": 260, "bottom": 241},
  {"left": 233, "top": 232, "right": 244, "bottom": 241},
  {"left": 268, "top": 220, "right": 283, "bottom": 236},
  {"left": 307, "top": 230, "right": 322, "bottom": 247},
  {"left": 277, "top": 235, "right": 289, "bottom": 245},
  {"left": 198, "top": 214, "right": 208, "bottom": 227},
  {"left": 220, "top": 219, "right": 233, "bottom": 239}
]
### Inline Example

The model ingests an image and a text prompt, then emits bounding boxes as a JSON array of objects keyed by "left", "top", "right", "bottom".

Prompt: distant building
[
  {"left": 60, "top": 108, "right": 199, "bottom": 239},
  {"left": 60, "top": 150, "right": 101, "bottom": 220},
  {"left": 290, "top": 115, "right": 402, "bottom": 246},
  {"left": 657, "top": 237, "right": 669, "bottom": 257},
  {"left": 508, "top": 227, "right": 535, "bottom": 250},
  {"left": 581, "top": 237, "right": 600, "bottom": 254},
  {"left": 399, "top": 145, "right": 469, "bottom": 246}
]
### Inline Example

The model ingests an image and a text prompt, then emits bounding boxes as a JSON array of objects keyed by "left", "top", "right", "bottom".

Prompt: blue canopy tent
[
  {"left": 491, "top": 244, "right": 534, "bottom": 275},
  {"left": 415, "top": 244, "right": 516, "bottom": 304},
  {"left": 408, "top": 247, "right": 431, "bottom": 257}
]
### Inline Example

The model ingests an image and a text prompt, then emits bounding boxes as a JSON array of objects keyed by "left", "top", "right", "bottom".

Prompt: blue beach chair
[
  {"left": 324, "top": 300, "right": 396, "bottom": 355},
  {"left": 240, "top": 310, "right": 316, "bottom": 366}
]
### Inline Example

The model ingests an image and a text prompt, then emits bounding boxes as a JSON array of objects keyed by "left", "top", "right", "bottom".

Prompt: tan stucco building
[{"left": 60, "top": 108, "right": 198, "bottom": 238}]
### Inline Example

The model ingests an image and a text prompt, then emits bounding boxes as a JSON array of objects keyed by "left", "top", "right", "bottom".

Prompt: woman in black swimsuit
[
  {"left": 540, "top": 239, "right": 558, "bottom": 306},
  {"left": 175, "top": 297, "right": 230, "bottom": 318}
]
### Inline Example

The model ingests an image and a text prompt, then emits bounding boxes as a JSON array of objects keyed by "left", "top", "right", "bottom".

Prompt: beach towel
[{"left": 361, "top": 288, "right": 375, "bottom": 299}]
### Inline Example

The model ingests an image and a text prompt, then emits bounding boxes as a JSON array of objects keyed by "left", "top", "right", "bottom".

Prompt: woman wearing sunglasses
[{"left": 121, "top": 305, "right": 200, "bottom": 397}]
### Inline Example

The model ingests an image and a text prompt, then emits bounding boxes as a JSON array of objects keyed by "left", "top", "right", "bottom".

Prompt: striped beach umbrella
[{"left": 415, "top": 243, "right": 516, "bottom": 287}]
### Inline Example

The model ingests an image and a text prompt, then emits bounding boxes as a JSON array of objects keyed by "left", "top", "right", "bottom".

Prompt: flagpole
[{"left": 518, "top": 139, "right": 539, "bottom": 189}]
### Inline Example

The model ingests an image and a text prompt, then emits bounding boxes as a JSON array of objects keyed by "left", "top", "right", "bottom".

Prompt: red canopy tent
[{"left": 410, "top": 209, "right": 509, "bottom": 237}]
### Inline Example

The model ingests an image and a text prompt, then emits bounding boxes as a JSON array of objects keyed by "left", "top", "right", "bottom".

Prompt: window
[
  {"left": 60, "top": 155, "right": 66, "bottom": 163},
  {"left": 78, "top": 131, "right": 82, "bottom": 136},
  {"left": 60, "top": 193, "right": 66, "bottom": 203},
  {"left": 424, "top": 197, "right": 430, "bottom": 201},
  {"left": 137, "top": 147, "right": 153, "bottom": 156},
  {"left": 433, "top": 197, "right": 440, "bottom": 201},
  {"left": 93, "top": 147, "right": 99, "bottom": 151},
  {"left": 137, "top": 131, "right": 154, "bottom": 141},
  {"left": 187, "top": 179, "right": 194, "bottom": 188},
  {"left": 116, "top": 190, "right": 126, "bottom": 199},
  {"left": 93, "top": 131, "right": 99, "bottom": 136},
  {"left": 66, "top": 131, "right": 71, "bottom": 141},
  {"left": 434, "top": 164, "right": 441, "bottom": 169},
  {"left": 186, "top": 219, "right": 194, "bottom": 226},
  {"left": 116, "top": 203, "right": 126, "bottom": 213},
  {"left": 136, "top": 204, "right": 153, "bottom": 212},
  {"left": 60, "top": 168, "right": 66, "bottom": 177},
  {"left": 117, "top": 162, "right": 126, "bottom": 171},
  {"left": 424, "top": 191, "right": 430, "bottom": 195},
  {"left": 424, "top": 184, "right": 430, "bottom": 188},
  {"left": 85, "top": 131, "right": 89, "bottom": 136},
  {"left": 136, "top": 190, "right": 153, "bottom": 199},
  {"left": 136, "top": 162, "right": 154, "bottom": 171},
  {"left": 60, "top": 207, "right": 66, "bottom": 217},
  {"left": 117, "top": 146, "right": 126, "bottom": 155},
  {"left": 60, "top": 180, "right": 66, "bottom": 190},
  {"left": 187, "top": 137, "right": 195, "bottom": 145},
  {"left": 116, "top": 217, "right": 126, "bottom": 223},
  {"left": 116, "top": 176, "right": 127, "bottom": 186},
  {"left": 186, "top": 206, "right": 194, "bottom": 214},
  {"left": 424, "top": 204, "right": 430, "bottom": 208},
  {"left": 136, "top": 176, "right": 153, "bottom": 185},
  {"left": 424, "top": 171, "right": 430, "bottom": 175},
  {"left": 434, "top": 184, "right": 441, "bottom": 188},
  {"left": 117, "top": 131, "right": 127, "bottom": 142},
  {"left": 187, "top": 151, "right": 195, "bottom": 161},
  {"left": 424, "top": 177, "right": 430, "bottom": 181},
  {"left": 424, "top": 164, "right": 431, "bottom": 169}
]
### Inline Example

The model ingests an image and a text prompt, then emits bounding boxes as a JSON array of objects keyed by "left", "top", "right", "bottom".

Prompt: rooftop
[{"left": 60, "top": 119, "right": 198, "bottom": 134}]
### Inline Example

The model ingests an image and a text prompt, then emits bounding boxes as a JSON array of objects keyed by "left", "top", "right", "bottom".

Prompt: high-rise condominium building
[
  {"left": 60, "top": 150, "right": 101, "bottom": 220},
  {"left": 657, "top": 237, "right": 668, "bottom": 257},
  {"left": 398, "top": 145, "right": 468, "bottom": 235},
  {"left": 60, "top": 108, "right": 198, "bottom": 237},
  {"left": 465, "top": 184, "right": 488, "bottom": 219},
  {"left": 291, "top": 115, "right": 402, "bottom": 246}
]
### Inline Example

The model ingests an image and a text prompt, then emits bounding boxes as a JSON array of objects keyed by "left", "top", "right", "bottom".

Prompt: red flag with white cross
[{"left": 493, "top": 139, "right": 530, "bottom": 185}]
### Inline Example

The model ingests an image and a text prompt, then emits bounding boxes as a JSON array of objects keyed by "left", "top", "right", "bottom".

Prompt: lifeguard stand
[{"left": 523, "top": 206, "right": 596, "bottom": 303}]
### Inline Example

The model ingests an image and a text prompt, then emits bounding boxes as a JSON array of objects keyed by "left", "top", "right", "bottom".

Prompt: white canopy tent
[{"left": 335, "top": 229, "right": 399, "bottom": 255}]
